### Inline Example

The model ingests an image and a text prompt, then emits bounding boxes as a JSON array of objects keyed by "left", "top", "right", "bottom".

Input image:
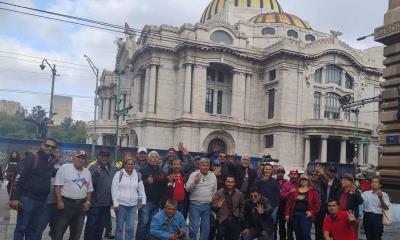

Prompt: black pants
[
  {"left": 216, "top": 218, "right": 241, "bottom": 240},
  {"left": 314, "top": 206, "right": 326, "bottom": 240},
  {"left": 363, "top": 212, "right": 384, "bottom": 240},
  {"left": 277, "top": 200, "right": 294, "bottom": 240},
  {"left": 53, "top": 198, "right": 86, "bottom": 240}
]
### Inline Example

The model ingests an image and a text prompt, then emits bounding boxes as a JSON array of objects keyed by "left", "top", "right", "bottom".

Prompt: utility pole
[
  {"left": 84, "top": 55, "right": 100, "bottom": 160},
  {"left": 40, "top": 59, "right": 57, "bottom": 137}
]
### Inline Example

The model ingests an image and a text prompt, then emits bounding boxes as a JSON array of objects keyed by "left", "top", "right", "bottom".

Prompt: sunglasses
[
  {"left": 45, "top": 144, "right": 56, "bottom": 150},
  {"left": 76, "top": 155, "right": 87, "bottom": 160},
  {"left": 219, "top": 155, "right": 226, "bottom": 158},
  {"left": 250, "top": 194, "right": 259, "bottom": 198}
]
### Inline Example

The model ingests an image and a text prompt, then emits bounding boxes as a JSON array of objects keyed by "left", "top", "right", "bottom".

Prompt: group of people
[{"left": 1, "top": 137, "right": 392, "bottom": 240}]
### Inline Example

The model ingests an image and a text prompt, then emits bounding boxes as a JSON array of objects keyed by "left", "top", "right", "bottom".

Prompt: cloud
[{"left": 0, "top": 0, "right": 387, "bottom": 121}]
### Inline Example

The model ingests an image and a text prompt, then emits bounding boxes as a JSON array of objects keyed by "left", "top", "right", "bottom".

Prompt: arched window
[
  {"left": 324, "top": 93, "right": 341, "bottom": 120},
  {"left": 235, "top": 0, "right": 239, "bottom": 6},
  {"left": 262, "top": 27, "right": 276, "bottom": 35},
  {"left": 314, "top": 68, "right": 322, "bottom": 83},
  {"left": 326, "top": 65, "right": 342, "bottom": 85},
  {"left": 345, "top": 73, "right": 354, "bottom": 89},
  {"left": 305, "top": 34, "right": 316, "bottom": 41},
  {"left": 210, "top": 30, "right": 233, "bottom": 45},
  {"left": 247, "top": 0, "right": 251, "bottom": 7},
  {"left": 287, "top": 30, "right": 299, "bottom": 38}
]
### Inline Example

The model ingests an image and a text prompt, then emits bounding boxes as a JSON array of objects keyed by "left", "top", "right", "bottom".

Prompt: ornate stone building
[{"left": 87, "top": 0, "right": 384, "bottom": 169}]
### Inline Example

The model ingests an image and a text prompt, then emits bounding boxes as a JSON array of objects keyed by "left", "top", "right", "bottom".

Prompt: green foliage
[{"left": 0, "top": 106, "right": 87, "bottom": 143}]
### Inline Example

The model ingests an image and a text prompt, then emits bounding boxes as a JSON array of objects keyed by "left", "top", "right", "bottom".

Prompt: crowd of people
[{"left": 0, "top": 137, "right": 392, "bottom": 240}]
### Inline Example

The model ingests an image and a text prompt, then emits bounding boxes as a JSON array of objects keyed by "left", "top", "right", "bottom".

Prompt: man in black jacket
[
  {"left": 234, "top": 154, "right": 257, "bottom": 197},
  {"left": 10, "top": 138, "right": 58, "bottom": 240}
]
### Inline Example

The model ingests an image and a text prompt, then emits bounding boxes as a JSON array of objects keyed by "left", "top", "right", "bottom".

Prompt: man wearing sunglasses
[{"left": 10, "top": 137, "right": 59, "bottom": 240}]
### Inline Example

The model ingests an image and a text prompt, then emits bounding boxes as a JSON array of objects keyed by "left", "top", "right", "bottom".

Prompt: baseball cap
[
  {"left": 98, "top": 149, "right": 111, "bottom": 156},
  {"left": 341, "top": 173, "right": 354, "bottom": 182},
  {"left": 75, "top": 150, "right": 87, "bottom": 158},
  {"left": 328, "top": 165, "right": 338, "bottom": 173},
  {"left": 137, "top": 147, "right": 147, "bottom": 154},
  {"left": 289, "top": 169, "right": 300, "bottom": 177}
]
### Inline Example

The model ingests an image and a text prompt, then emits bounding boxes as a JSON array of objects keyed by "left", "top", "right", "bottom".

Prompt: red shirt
[
  {"left": 323, "top": 210, "right": 357, "bottom": 240},
  {"left": 360, "top": 180, "right": 372, "bottom": 192},
  {"left": 339, "top": 192, "right": 349, "bottom": 211},
  {"left": 172, "top": 175, "right": 185, "bottom": 201}
]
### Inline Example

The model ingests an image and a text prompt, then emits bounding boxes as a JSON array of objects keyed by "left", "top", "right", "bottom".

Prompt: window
[
  {"left": 247, "top": 0, "right": 251, "bottom": 7},
  {"left": 262, "top": 27, "right": 275, "bottom": 35},
  {"left": 218, "top": 71, "right": 224, "bottom": 82},
  {"left": 207, "top": 68, "right": 216, "bottom": 81},
  {"left": 324, "top": 93, "right": 341, "bottom": 120},
  {"left": 269, "top": 69, "right": 276, "bottom": 81},
  {"left": 264, "top": 135, "right": 274, "bottom": 148},
  {"left": 314, "top": 68, "right": 322, "bottom": 83},
  {"left": 217, "top": 90, "right": 223, "bottom": 114},
  {"left": 314, "top": 92, "right": 321, "bottom": 119},
  {"left": 205, "top": 88, "right": 214, "bottom": 113},
  {"left": 287, "top": 30, "right": 299, "bottom": 38},
  {"left": 235, "top": 0, "right": 239, "bottom": 6},
  {"left": 305, "top": 34, "right": 316, "bottom": 41},
  {"left": 345, "top": 74, "right": 354, "bottom": 89},
  {"left": 268, "top": 89, "right": 275, "bottom": 119},
  {"left": 326, "top": 65, "right": 342, "bottom": 85},
  {"left": 210, "top": 30, "right": 233, "bottom": 45}
]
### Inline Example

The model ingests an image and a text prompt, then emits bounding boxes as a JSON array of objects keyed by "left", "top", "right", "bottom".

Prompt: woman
[
  {"left": 111, "top": 158, "right": 146, "bottom": 240},
  {"left": 362, "top": 176, "right": 391, "bottom": 240},
  {"left": 5, "top": 151, "right": 21, "bottom": 195},
  {"left": 285, "top": 174, "right": 320, "bottom": 240}
]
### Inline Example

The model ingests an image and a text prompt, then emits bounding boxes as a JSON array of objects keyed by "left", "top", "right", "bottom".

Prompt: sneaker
[{"left": 104, "top": 232, "right": 115, "bottom": 239}]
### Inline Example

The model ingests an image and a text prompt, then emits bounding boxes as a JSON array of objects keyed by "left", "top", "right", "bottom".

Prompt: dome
[
  {"left": 201, "top": 0, "right": 283, "bottom": 23},
  {"left": 249, "top": 12, "right": 311, "bottom": 29}
]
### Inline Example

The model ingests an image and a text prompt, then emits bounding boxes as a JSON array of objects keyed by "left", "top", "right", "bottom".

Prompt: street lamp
[
  {"left": 357, "top": 33, "right": 374, "bottom": 41},
  {"left": 84, "top": 55, "right": 100, "bottom": 160},
  {"left": 39, "top": 59, "right": 57, "bottom": 137}
]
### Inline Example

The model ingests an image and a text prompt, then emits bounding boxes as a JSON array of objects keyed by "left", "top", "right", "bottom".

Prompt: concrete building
[
  {"left": 53, "top": 95, "right": 72, "bottom": 125},
  {"left": 88, "top": 0, "right": 384, "bottom": 169},
  {"left": 0, "top": 100, "right": 21, "bottom": 115}
]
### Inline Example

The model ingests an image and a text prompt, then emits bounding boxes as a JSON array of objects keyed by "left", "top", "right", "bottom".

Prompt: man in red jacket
[{"left": 323, "top": 199, "right": 357, "bottom": 240}]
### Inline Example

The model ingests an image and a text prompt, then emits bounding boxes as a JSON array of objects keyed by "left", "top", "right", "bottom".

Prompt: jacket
[
  {"left": 212, "top": 188, "right": 245, "bottom": 224},
  {"left": 111, "top": 169, "right": 146, "bottom": 207},
  {"left": 149, "top": 210, "right": 188, "bottom": 240},
  {"left": 155, "top": 171, "right": 190, "bottom": 211},
  {"left": 280, "top": 180, "right": 296, "bottom": 201},
  {"left": 139, "top": 163, "right": 163, "bottom": 203},
  {"left": 337, "top": 188, "right": 363, "bottom": 218},
  {"left": 255, "top": 177, "right": 280, "bottom": 208},
  {"left": 243, "top": 197, "right": 275, "bottom": 235},
  {"left": 89, "top": 161, "right": 117, "bottom": 207},
  {"left": 234, "top": 165, "right": 257, "bottom": 196},
  {"left": 10, "top": 150, "right": 56, "bottom": 201},
  {"left": 285, "top": 188, "right": 321, "bottom": 221},
  {"left": 320, "top": 176, "right": 341, "bottom": 203}
]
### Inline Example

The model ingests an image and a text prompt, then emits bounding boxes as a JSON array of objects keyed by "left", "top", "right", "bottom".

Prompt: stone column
[
  {"left": 304, "top": 136, "right": 311, "bottom": 167},
  {"left": 192, "top": 64, "right": 207, "bottom": 115},
  {"left": 110, "top": 98, "right": 116, "bottom": 120},
  {"left": 104, "top": 97, "right": 110, "bottom": 120},
  {"left": 321, "top": 66, "right": 327, "bottom": 84},
  {"left": 147, "top": 65, "right": 157, "bottom": 113},
  {"left": 340, "top": 137, "right": 347, "bottom": 164},
  {"left": 133, "top": 74, "right": 141, "bottom": 112},
  {"left": 244, "top": 74, "right": 252, "bottom": 120},
  {"left": 98, "top": 98, "right": 103, "bottom": 120},
  {"left": 97, "top": 134, "right": 104, "bottom": 145},
  {"left": 341, "top": 70, "right": 346, "bottom": 88},
  {"left": 143, "top": 67, "right": 150, "bottom": 113},
  {"left": 358, "top": 143, "right": 364, "bottom": 164},
  {"left": 231, "top": 71, "right": 246, "bottom": 120},
  {"left": 183, "top": 64, "right": 192, "bottom": 113},
  {"left": 213, "top": 90, "right": 218, "bottom": 114},
  {"left": 321, "top": 135, "right": 328, "bottom": 162},
  {"left": 320, "top": 93, "right": 325, "bottom": 119}
]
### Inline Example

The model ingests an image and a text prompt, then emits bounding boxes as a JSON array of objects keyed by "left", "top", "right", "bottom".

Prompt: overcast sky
[{"left": 0, "top": 0, "right": 388, "bottom": 121}]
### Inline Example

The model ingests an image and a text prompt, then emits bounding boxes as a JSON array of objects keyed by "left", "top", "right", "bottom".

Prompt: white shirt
[
  {"left": 111, "top": 169, "right": 146, "bottom": 208},
  {"left": 362, "top": 190, "right": 391, "bottom": 214},
  {"left": 185, "top": 170, "right": 217, "bottom": 204},
  {"left": 55, "top": 164, "right": 93, "bottom": 200}
]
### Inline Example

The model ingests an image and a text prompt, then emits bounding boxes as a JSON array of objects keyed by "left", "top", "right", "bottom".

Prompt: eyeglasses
[
  {"left": 45, "top": 144, "right": 56, "bottom": 150},
  {"left": 250, "top": 194, "right": 259, "bottom": 198},
  {"left": 218, "top": 155, "right": 226, "bottom": 158},
  {"left": 76, "top": 155, "right": 87, "bottom": 160}
]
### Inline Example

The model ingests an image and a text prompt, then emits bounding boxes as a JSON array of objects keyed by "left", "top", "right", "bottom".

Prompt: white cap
[{"left": 137, "top": 147, "right": 147, "bottom": 154}]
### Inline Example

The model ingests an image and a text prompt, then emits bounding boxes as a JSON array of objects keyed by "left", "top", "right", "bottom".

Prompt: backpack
[{"left": 118, "top": 169, "right": 142, "bottom": 183}]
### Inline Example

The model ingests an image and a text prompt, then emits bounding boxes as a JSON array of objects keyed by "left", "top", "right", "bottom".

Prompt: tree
[
  {"left": 51, "top": 117, "right": 87, "bottom": 143},
  {"left": 0, "top": 113, "right": 29, "bottom": 138}
]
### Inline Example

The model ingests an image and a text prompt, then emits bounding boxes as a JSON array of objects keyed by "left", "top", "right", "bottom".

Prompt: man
[
  {"left": 161, "top": 148, "right": 177, "bottom": 173},
  {"left": 323, "top": 199, "right": 357, "bottom": 240},
  {"left": 162, "top": 143, "right": 196, "bottom": 175},
  {"left": 10, "top": 138, "right": 58, "bottom": 240},
  {"left": 234, "top": 154, "right": 257, "bottom": 197},
  {"left": 53, "top": 150, "right": 93, "bottom": 240},
  {"left": 242, "top": 186, "right": 275, "bottom": 240},
  {"left": 136, "top": 151, "right": 163, "bottom": 240},
  {"left": 276, "top": 166, "right": 288, "bottom": 240},
  {"left": 362, "top": 176, "right": 390, "bottom": 240},
  {"left": 186, "top": 158, "right": 217, "bottom": 240},
  {"left": 308, "top": 169, "right": 324, "bottom": 240},
  {"left": 256, "top": 163, "right": 280, "bottom": 240},
  {"left": 212, "top": 175, "right": 245, "bottom": 240},
  {"left": 136, "top": 147, "right": 148, "bottom": 172},
  {"left": 280, "top": 169, "right": 299, "bottom": 240},
  {"left": 84, "top": 149, "right": 117, "bottom": 240},
  {"left": 149, "top": 199, "right": 189, "bottom": 240}
]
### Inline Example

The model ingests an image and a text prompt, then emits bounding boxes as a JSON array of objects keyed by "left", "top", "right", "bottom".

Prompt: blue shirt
[
  {"left": 149, "top": 210, "right": 188, "bottom": 240},
  {"left": 362, "top": 190, "right": 391, "bottom": 214}
]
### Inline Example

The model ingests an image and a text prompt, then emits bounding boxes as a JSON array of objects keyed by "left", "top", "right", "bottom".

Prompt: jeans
[
  {"left": 216, "top": 218, "right": 241, "bottom": 240},
  {"left": 37, "top": 203, "right": 57, "bottom": 239},
  {"left": 13, "top": 196, "right": 48, "bottom": 240},
  {"left": 115, "top": 205, "right": 137, "bottom": 240},
  {"left": 269, "top": 207, "right": 278, "bottom": 240},
  {"left": 52, "top": 198, "right": 86, "bottom": 240},
  {"left": 84, "top": 206, "right": 110, "bottom": 240},
  {"left": 105, "top": 209, "right": 112, "bottom": 235},
  {"left": 292, "top": 211, "right": 312, "bottom": 240},
  {"left": 136, "top": 201, "right": 160, "bottom": 240},
  {"left": 363, "top": 212, "right": 384, "bottom": 240},
  {"left": 189, "top": 203, "right": 210, "bottom": 240}
]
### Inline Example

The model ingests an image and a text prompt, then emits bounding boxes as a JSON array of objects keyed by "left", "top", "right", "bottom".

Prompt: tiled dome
[{"left": 249, "top": 12, "right": 311, "bottom": 29}]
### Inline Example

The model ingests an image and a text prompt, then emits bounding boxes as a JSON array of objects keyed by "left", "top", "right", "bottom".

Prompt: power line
[{"left": 0, "top": 88, "right": 93, "bottom": 99}]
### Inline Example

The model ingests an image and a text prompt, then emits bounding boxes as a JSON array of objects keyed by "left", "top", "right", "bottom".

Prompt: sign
[{"left": 386, "top": 135, "right": 399, "bottom": 144}]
